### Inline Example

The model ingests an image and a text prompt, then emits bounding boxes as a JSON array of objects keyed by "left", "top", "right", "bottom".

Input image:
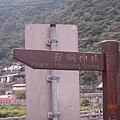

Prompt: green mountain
[
  {"left": 0, "top": 0, "right": 70, "bottom": 65},
  {"left": 0, "top": 0, "right": 120, "bottom": 65},
  {"left": 0, "top": 0, "right": 120, "bottom": 86},
  {"left": 41, "top": 0, "right": 120, "bottom": 52}
]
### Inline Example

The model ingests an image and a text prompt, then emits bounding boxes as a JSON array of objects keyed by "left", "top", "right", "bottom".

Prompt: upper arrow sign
[{"left": 13, "top": 49, "right": 105, "bottom": 71}]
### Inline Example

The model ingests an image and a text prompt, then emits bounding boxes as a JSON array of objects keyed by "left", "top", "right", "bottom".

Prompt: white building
[
  {"left": 12, "top": 84, "right": 26, "bottom": 91},
  {"left": 3, "top": 65, "right": 22, "bottom": 73},
  {"left": 0, "top": 74, "right": 18, "bottom": 83}
]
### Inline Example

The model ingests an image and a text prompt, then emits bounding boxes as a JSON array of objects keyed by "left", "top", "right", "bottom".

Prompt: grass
[
  {"left": 0, "top": 104, "right": 26, "bottom": 118},
  {"left": 80, "top": 105, "right": 93, "bottom": 111},
  {"left": 80, "top": 102, "right": 102, "bottom": 111}
]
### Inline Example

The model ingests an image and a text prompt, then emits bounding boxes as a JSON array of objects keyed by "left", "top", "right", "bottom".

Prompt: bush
[
  {"left": 14, "top": 90, "right": 26, "bottom": 99},
  {"left": 0, "top": 111, "right": 8, "bottom": 118},
  {"left": 0, "top": 105, "right": 26, "bottom": 118},
  {"left": 80, "top": 99, "right": 91, "bottom": 106}
]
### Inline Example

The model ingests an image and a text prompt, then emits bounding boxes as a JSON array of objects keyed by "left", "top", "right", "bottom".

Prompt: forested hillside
[
  {"left": 0, "top": 0, "right": 70, "bottom": 65},
  {"left": 41, "top": 0, "right": 120, "bottom": 52},
  {"left": 0, "top": 0, "right": 120, "bottom": 85}
]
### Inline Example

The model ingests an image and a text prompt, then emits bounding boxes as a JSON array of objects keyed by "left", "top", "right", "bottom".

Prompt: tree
[{"left": 80, "top": 98, "right": 91, "bottom": 106}]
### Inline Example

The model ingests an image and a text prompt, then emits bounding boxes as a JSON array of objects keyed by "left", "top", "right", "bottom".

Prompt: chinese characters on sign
[
  {"left": 54, "top": 52, "right": 101, "bottom": 70},
  {"left": 13, "top": 49, "right": 104, "bottom": 71}
]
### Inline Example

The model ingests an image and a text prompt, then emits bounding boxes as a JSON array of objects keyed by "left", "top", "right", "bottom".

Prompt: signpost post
[
  {"left": 13, "top": 24, "right": 120, "bottom": 120},
  {"left": 102, "top": 40, "right": 120, "bottom": 120}
]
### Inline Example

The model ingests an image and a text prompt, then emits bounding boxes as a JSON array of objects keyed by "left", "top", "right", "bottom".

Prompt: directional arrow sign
[{"left": 13, "top": 49, "right": 105, "bottom": 71}]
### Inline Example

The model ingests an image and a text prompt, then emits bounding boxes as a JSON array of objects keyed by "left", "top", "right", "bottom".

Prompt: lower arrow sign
[{"left": 13, "top": 49, "right": 104, "bottom": 71}]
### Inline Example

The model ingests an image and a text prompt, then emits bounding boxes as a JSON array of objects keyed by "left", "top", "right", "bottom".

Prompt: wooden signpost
[
  {"left": 13, "top": 28, "right": 120, "bottom": 120},
  {"left": 13, "top": 49, "right": 104, "bottom": 71},
  {"left": 102, "top": 40, "right": 120, "bottom": 120}
]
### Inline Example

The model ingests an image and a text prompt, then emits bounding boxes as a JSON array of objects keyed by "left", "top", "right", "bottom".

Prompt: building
[
  {"left": 2, "top": 65, "right": 22, "bottom": 74},
  {"left": 12, "top": 84, "right": 26, "bottom": 91},
  {"left": 97, "top": 83, "right": 103, "bottom": 91},
  {"left": 0, "top": 73, "right": 25, "bottom": 84},
  {"left": 0, "top": 74, "right": 18, "bottom": 83}
]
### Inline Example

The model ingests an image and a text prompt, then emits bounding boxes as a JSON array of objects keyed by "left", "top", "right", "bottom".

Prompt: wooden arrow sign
[{"left": 13, "top": 49, "right": 105, "bottom": 71}]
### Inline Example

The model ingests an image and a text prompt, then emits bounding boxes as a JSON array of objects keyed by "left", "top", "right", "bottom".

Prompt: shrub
[
  {"left": 14, "top": 90, "right": 26, "bottom": 99},
  {"left": 0, "top": 105, "right": 26, "bottom": 118},
  {"left": 80, "top": 98, "right": 90, "bottom": 106}
]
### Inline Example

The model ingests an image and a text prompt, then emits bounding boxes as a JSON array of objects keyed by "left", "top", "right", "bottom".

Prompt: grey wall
[{"left": 25, "top": 24, "right": 80, "bottom": 120}]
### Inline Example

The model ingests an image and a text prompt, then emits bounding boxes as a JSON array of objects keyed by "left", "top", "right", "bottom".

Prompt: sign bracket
[
  {"left": 46, "top": 39, "right": 58, "bottom": 46},
  {"left": 47, "top": 75, "right": 60, "bottom": 82},
  {"left": 48, "top": 112, "right": 61, "bottom": 119}
]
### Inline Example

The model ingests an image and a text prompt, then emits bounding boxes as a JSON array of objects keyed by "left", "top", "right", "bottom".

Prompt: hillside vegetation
[
  {"left": 41, "top": 0, "right": 120, "bottom": 52},
  {"left": 0, "top": 0, "right": 120, "bottom": 65},
  {"left": 0, "top": 0, "right": 69, "bottom": 65},
  {"left": 0, "top": 0, "right": 120, "bottom": 85}
]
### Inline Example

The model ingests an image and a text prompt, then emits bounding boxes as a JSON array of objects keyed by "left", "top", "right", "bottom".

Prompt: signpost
[
  {"left": 13, "top": 49, "right": 104, "bottom": 71},
  {"left": 13, "top": 24, "right": 120, "bottom": 120}
]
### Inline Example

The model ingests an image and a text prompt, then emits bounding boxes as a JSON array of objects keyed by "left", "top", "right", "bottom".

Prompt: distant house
[
  {"left": 79, "top": 85, "right": 95, "bottom": 93},
  {"left": 13, "top": 74, "right": 26, "bottom": 84},
  {"left": 0, "top": 73, "right": 25, "bottom": 84},
  {"left": 0, "top": 74, "right": 18, "bottom": 83},
  {"left": 0, "top": 65, "right": 25, "bottom": 84},
  {"left": 3, "top": 65, "right": 22, "bottom": 74},
  {"left": 0, "top": 65, "right": 26, "bottom": 95},
  {"left": 97, "top": 83, "right": 103, "bottom": 91},
  {"left": 12, "top": 84, "right": 26, "bottom": 91}
]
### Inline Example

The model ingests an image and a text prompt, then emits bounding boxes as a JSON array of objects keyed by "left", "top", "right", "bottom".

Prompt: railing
[
  {"left": 0, "top": 110, "right": 103, "bottom": 120},
  {"left": 0, "top": 116, "right": 25, "bottom": 120},
  {"left": 0, "top": 99, "right": 26, "bottom": 105},
  {"left": 0, "top": 100, "right": 26, "bottom": 119},
  {"left": 80, "top": 110, "right": 103, "bottom": 120},
  {"left": 0, "top": 114, "right": 103, "bottom": 120}
]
